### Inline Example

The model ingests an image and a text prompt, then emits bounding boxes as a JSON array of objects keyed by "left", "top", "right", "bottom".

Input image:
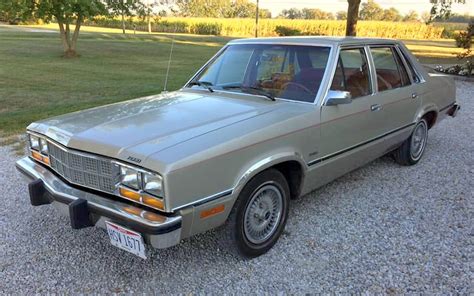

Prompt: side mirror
[{"left": 325, "top": 90, "right": 352, "bottom": 106}]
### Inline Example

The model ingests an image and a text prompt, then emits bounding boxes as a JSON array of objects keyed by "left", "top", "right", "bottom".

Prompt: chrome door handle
[
  {"left": 370, "top": 104, "right": 382, "bottom": 112},
  {"left": 412, "top": 93, "right": 418, "bottom": 99}
]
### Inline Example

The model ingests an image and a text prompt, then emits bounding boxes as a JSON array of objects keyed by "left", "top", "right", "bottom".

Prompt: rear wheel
[
  {"left": 393, "top": 119, "right": 428, "bottom": 166},
  {"left": 219, "top": 169, "right": 290, "bottom": 258}
]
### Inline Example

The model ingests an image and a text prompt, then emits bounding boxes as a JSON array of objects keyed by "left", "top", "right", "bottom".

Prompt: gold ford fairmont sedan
[{"left": 16, "top": 37, "right": 460, "bottom": 258}]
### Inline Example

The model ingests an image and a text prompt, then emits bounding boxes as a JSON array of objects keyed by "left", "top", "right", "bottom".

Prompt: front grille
[{"left": 47, "top": 142, "right": 120, "bottom": 193}]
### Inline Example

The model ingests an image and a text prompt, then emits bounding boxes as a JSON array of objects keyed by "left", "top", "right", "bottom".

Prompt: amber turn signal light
[
  {"left": 119, "top": 187, "right": 141, "bottom": 202},
  {"left": 200, "top": 204, "right": 225, "bottom": 219},
  {"left": 31, "top": 150, "right": 50, "bottom": 165},
  {"left": 142, "top": 195, "right": 164, "bottom": 210},
  {"left": 42, "top": 156, "right": 50, "bottom": 165},
  {"left": 31, "top": 150, "right": 42, "bottom": 161}
]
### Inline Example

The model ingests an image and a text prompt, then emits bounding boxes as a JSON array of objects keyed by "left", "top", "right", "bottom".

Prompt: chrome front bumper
[{"left": 15, "top": 157, "right": 182, "bottom": 249}]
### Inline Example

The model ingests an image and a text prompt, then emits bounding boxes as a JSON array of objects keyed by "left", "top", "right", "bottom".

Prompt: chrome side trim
[
  {"left": 308, "top": 122, "right": 416, "bottom": 166},
  {"left": 172, "top": 153, "right": 308, "bottom": 212},
  {"left": 171, "top": 188, "right": 234, "bottom": 212},
  {"left": 439, "top": 102, "right": 456, "bottom": 113}
]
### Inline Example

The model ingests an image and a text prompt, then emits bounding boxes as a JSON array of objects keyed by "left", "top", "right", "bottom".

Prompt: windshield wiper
[
  {"left": 189, "top": 81, "right": 214, "bottom": 93},
  {"left": 222, "top": 85, "right": 275, "bottom": 101}
]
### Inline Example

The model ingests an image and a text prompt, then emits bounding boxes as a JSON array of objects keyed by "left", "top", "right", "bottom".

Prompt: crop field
[{"left": 86, "top": 17, "right": 446, "bottom": 39}]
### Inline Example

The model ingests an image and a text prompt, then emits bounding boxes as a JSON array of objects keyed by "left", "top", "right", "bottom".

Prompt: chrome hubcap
[
  {"left": 243, "top": 183, "right": 283, "bottom": 244},
  {"left": 410, "top": 121, "right": 427, "bottom": 160}
]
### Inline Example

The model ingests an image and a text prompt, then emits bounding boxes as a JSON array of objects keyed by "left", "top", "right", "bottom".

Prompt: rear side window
[
  {"left": 399, "top": 48, "right": 421, "bottom": 83},
  {"left": 330, "top": 48, "right": 371, "bottom": 99},
  {"left": 371, "top": 47, "right": 410, "bottom": 92}
]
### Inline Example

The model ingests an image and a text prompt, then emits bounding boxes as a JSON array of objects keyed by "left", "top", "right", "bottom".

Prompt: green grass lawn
[
  {"left": 0, "top": 24, "right": 463, "bottom": 137},
  {"left": 0, "top": 25, "right": 229, "bottom": 136}
]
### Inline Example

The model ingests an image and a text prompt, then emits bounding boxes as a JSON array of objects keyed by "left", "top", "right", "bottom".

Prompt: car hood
[{"left": 28, "top": 89, "right": 280, "bottom": 163}]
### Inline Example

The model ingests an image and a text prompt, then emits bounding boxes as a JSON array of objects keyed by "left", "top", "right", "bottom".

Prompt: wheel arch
[
  {"left": 421, "top": 111, "right": 437, "bottom": 129},
  {"left": 415, "top": 103, "right": 438, "bottom": 129},
  {"left": 233, "top": 152, "right": 307, "bottom": 202}
]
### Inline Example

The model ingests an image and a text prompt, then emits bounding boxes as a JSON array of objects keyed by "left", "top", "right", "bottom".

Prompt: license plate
[{"left": 106, "top": 221, "right": 147, "bottom": 259}]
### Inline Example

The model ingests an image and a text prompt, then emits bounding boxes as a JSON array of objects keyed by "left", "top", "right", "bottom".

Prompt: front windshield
[{"left": 189, "top": 44, "right": 331, "bottom": 103}]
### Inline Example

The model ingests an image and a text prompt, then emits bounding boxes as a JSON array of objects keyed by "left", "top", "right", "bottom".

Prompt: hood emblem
[{"left": 127, "top": 156, "right": 142, "bottom": 164}]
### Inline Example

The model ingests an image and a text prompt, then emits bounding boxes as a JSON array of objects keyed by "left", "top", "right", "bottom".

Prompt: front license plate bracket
[{"left": 106, "top": 221, "right": 147, "bottom": 259}]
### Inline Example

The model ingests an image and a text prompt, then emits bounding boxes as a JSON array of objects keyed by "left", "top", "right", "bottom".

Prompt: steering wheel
[{"left": 282, "top": 82, "right": 313, "bottom": 94}]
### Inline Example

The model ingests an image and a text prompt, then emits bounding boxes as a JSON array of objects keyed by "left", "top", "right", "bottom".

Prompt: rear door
[{"left": 367, "top": 45, "right": 420, "bottom": 135}]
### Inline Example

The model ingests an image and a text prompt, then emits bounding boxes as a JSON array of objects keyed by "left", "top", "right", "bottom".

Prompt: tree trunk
[
  {"left": 121, "top": 11, "right": 126, "bottom": 34},
  {"left": 57, "top": 21, "right": 70, "bottom": 53},
  {"left": 346, "top": 0, "right": 361, "bottom": 36},
  {"left": 255, "top": 0, "right": 259, "bottom": 37},
  {"left": 69, "top": 16, "right": 82, "bottom": 56},
  {"left": 56, "top": 17, "right": 80, "bottom": 58},
  {"left": 147, "top": 15, "right": 151, "bottom": 34}
]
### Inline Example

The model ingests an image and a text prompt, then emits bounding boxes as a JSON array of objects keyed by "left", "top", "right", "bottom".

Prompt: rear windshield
[{"left": 190, "top": 44, "right": 331, "bottom": 103}]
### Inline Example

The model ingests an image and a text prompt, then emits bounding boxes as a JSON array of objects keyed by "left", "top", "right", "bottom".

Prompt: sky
[{"left": 258, "top": 0, "right": 473, "bottom": 17}]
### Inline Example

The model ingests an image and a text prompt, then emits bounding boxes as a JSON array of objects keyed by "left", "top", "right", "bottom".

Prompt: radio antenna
[{"left": 162, "top": 25, "right": 177, "bottom": 93}]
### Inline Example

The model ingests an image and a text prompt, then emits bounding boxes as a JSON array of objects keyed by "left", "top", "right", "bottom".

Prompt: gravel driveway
[{"left": 0, "top": 81, "right": 472, "bottom": 294}]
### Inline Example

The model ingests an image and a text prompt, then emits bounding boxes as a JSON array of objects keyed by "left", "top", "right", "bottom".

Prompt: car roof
[{"left": 228, "top": 36, "right": 401, "bottom": 47}]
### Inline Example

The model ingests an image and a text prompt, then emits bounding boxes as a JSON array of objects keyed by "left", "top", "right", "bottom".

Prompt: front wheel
[
  {"left": 393, "top": 119, "right": 428, "bottom": 166},
  {"left": 219, "top": 169, "right": 290, "bottom": 258}
]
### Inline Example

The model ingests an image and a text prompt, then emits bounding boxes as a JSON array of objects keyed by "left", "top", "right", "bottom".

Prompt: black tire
[
  {"left": 393, "top": 119, "right": 428, "bottom": 166},
  {"left": 218, "top": 169, "right": 290, "bottom": 258}
]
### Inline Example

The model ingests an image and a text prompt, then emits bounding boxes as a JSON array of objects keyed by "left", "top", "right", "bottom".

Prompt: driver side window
[{"left": 330, "top": 48, "right": 371, "bottom": 99}]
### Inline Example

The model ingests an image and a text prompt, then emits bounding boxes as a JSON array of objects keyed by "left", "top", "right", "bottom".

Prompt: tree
[
  {"left": 259, "top": 8, "right": 271, "bottom": 19},
  {"left": 428, "top": 0, "right": 466, "bottom": 23},
  {"left": 452, "top": 21, "right": 473, "bottom": 76},
  {"left": 359, "top": 0, "right": 384, "bottom": 20},
  {"left": 444, "top": 13, "right": 473, "bottom": 23},
  {"left": 346, "top": 0, "right": 361, "bottom": 36},
  {"left": 106, "top": 0, "right": 141, "bottom": 34},
  {"left": 176, "top": 0, "right": 229, "bottom": 17},
  {"left": 301, "top": 8, "right": 334, "bottom": 20},
  {"left": 421, "top": 11, "right": 432, "bottom": 23},
  {"left": 137, "top": 0, "right": 171, "bottom": 33},
  {"left": 226, "top": 0, "right": 269, "bottom": 18},
  {"left": 279, "top": 8, "right": 303, "bottom": 19},
  {"left": 31, "top": 0, "right": 106, "bottom": 57},
  {"left": 0, "top": 0, "right": 34, "bottom": 23},
  {"left": 403, "top": 10, "right": 419, "bottom": 22},
  {"left": 336, "top": 10, "right": 347, "bottom": 20},
  {"left": 382, "top": 7, "right": 402, "bottom": 22}
]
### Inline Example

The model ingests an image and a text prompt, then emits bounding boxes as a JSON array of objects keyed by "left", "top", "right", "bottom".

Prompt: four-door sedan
[{"left": 16, "top": 37, "right": 459, "bottom": 258}]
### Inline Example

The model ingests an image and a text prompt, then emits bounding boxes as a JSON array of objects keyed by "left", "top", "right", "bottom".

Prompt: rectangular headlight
[
  {"left": 39, "top": 138, "right": 48, "bottom": 155},
  {"left": 117, "top": 163, "right": 165, "bottom": 210},
  {"left": 120, "top": 166, "right": 141, "bottom": 190},
  {"left": 143, "top": 172, "right": 163, "bottom": 197},
  {"left": 29, "top": 134, "right": 40, "bottom": 151}
]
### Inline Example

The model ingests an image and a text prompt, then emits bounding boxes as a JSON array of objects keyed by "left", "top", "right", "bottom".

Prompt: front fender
[{"left": 232, "top": 151, "right": 307, "bottom": 199}]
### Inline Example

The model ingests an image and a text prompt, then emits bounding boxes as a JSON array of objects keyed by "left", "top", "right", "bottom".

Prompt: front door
[
  {"left": 320, "top": 46, "right": 377, "bottom": 158},
  {"left": 308, "top": 46, "right": 382, "bottom": 187}
]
